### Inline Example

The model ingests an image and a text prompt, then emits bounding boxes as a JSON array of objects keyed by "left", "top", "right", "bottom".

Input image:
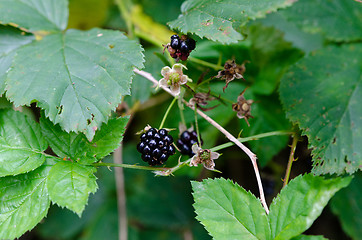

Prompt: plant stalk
[
  {"left": 133, "top": 68, "right": 270, "bottom": 214},
  {"left": 159, "top": 97, "right": 177, "bottom": 129},
  {"left": 283, "top": 134, "right": 299, "bottom": 188}
]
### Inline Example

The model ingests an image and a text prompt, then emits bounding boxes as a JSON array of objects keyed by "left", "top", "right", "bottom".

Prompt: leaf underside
[
  {"left": 279, "top": 44, "right": 362, "bottom": 175},
  {"left": 6, "top": 28, "right": 144, "bottom": 141},
  {"left": 168, "top": 0, "right": 296, "bottom": 44}
]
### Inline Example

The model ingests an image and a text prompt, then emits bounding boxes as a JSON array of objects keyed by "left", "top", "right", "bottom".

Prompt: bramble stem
[
  {"left": 188, "top": 57, "right": 224, "bottom": 71},
  {"left": 92, "top": 162, "right": 168, "bottom": 171},
  {"left": 134, "top": 68, "right": 270, "bottom": 214},
  {"left": 283, "top": 134, "right": 299, "bottom": 188},
  {"left": 159, "top": 97, "right": 177, "bottom": 129},
  {"left": 194, "top": 106, "right": 202, "bottom": 146}
]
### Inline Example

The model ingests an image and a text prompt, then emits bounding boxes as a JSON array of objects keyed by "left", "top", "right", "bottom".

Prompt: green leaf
[
  {"left": 0, "top": 96, "right": 12, "bottom": 109},
  {"left": 281, "top": 0, "right": 362, "bottom": 42},
  {"left": 6, "top": 28, "right": 144, "bottom": 141},
  {"left": 269, "top": 174, "right": 352, "bottom": 240},
  {"left": 40, "top": 113, "right": 129, "bottom": 162},
  {"left": 279, "top": 44, "right": 362, "bottom": 175},
  {"left": 0, "top": 109, "right": 48, "bottom": 177},
  {"left": 248, "top": 24, "right": 303, "bottom": 95},
  {"left": 0, "top": 0, "right": 68, "bottom": 32},
  {"left": 0, "top": 163, "right": 52, "bottom": 239},
  {"left": 242, "top": 94, "right": 291, "bottom": 166},
  {"left": 0, "top": 25, "right": 34, "bottom": 95},
  {"left": 168, "top": 0, "right": 296, "bottom": 44},
  {"left": 192, "top": 178, "right": 270, "bottom": 240},
  {"left": 47, "top": 161, "right": 98, "bottom": 216},
  {"left": 291, "top": 235, "right": 328, "bottom": 240},
  {"left": 330, "top": 172, "right": 362, "bottom": 240}
]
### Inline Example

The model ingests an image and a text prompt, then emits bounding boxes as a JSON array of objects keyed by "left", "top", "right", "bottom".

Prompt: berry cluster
[
  {"left": 167, "top": 34, "right": 196, "bottom": 61},
  {"left": 176, "top": 130, "right": 203, "bottom": 157},
  {"left": 137, "top": 128, "right": 176, "bottom": 166}
]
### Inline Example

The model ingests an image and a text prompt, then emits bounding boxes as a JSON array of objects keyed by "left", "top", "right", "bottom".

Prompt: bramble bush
[{"left": 0, "top": 0, "right": 361, "bottom": 239}]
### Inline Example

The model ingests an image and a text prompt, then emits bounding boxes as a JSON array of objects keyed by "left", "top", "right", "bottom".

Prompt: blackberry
[
  {"left": 138, "top": 128, "right": 176, "bottom": 166},
  {"left": 166, "top": 34, "right": 196, "bottom": 61},
  {"left": 176, "top": 130, "right": 203, "bottom": 157}
]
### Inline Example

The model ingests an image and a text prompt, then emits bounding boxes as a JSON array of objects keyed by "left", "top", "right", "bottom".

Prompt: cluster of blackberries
[
  {"left": 167, "top": 34, "right": 196, "bottom": 61},
  {"left": 137, "top": 128, "right": 176, "bottom": 166},
  {"left": 176, "top": 130, "right": 203, "bottom": 157}
]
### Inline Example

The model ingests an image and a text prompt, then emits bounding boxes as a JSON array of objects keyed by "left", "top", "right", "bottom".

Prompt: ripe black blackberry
[
  {"left": 176, "top": 130, "right": 203, "bottom": 157},
  {"left": 166, "top": 34, "right": 196, "bottom": 61},
  {"left": 137, "top": 128, "right": 175, "bottom": 166}
]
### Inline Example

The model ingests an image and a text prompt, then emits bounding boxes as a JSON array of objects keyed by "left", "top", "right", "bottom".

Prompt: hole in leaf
[{"left": 56, "top": 105, "right": 63, "bottom": 115}]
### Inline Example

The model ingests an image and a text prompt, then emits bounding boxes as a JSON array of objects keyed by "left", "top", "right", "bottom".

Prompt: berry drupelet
[
  {"left": 176, "top": 130, "right": 203, "bottom": 157},
  {"left": 137, "top": 128, "right": 176, "bottom": 166}
]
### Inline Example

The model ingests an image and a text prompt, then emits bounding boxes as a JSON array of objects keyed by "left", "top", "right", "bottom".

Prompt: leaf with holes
[
  {"left": 6, "top": 28, "right": 144, "bottom": 141},
  {"left": 47, "top": 161, "right": 98, "bottom": 216},
  {"left": 0, "top": 162, "right": 53, "bottom": 239},
  {"left": 0, "top": 25, "right": 34, "bottom": 95},
  {"left": 168, "top": 0, "right": 296, "bottom": 44},
  {"left": 40, "top": 113, "right": 129, "bottom": 163},
  {"left": 0, "top": 0, "right": 68, "bottom": 32},
  {"left": 0, "top": 109, "right": 48, "bottom": 177},
  {"left": 279, "top": 44, "right": 362, "bottom": 175},
  {"left": 280, "top": 0, "right": 362, "bottom": 42},
  {"left": 192, "top": 178, "right": 271, "bottom": 240},
  {"left": 269, "top": 174, "right": 352, "bottom": 240}
]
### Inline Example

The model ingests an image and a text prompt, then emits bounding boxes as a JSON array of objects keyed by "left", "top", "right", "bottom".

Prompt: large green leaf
[
  {"left": 0, "top": 25, "right": 34, "bottom": 95},
  {"left": 269, "top": 174, "right": 352, "bottom": 240},
  {"left": 168, "top": 0, "right": 296, "bottom": 44},
  {"left": 0, "top": 109, "right": 48, "bottom": 177},
  {"left": 6, "top": 28, "right": 144, "bottom": 141},
  {"left": 40, "top": 113, "right": 129, "bottom": 162},
  {"left": 330, "top": 172, "right": 362, "bottom": 240},
  {"left": 279, "top": 44, "right": 362, "bottom": 175},
  {"left": 281, "top": 0, "right": 362, "bottom": 42},
  {"left": 192, "top": 178, "right": 270, "bottom": 240},
  {"left": 0, "top": 162, "right": 53, "bottom": 239},
  {"left": 0, "top": 0, "right": 68, "bottom": 32},
  {"left": 47, "top": 161, "right": 98, "bottom": 216}
]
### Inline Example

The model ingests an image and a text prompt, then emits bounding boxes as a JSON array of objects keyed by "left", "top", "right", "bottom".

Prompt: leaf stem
[
  {"left": 115, "top": 0, "right": 134, "bottom": 38},
  {"left": 188, "top": 57, "right": 224, "bottom": 71},
  {"left": 283, "top": 134, "right": 299, "bottom": 188},
  {"left": 134, "top": 68, "right": 270, "bottom": 214},
  {"left": 92, "top": 162, "right": 168, "bottom": 171},
  {"left": 193, "top": 105, "right": 202, "bottom": 146},
  {"left": 159, "top": 97, "right": 177, "bottom": 129}
]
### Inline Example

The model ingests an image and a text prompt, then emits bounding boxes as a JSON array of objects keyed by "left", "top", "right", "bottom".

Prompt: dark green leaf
[
  {"left": 279, "top": 44, "right": 362, "bottom": 175},
  {"left": 0, "top": 163, "right": 52, "bottom": 239},
  {"left": 168, "top": 0, "right": 296, "bottom": 44},
  {"left": 269, "top": 174, "right": 352, "bottom": 240},
  {"left": 0, "top": 25, "right": 34, "bottom": 95},
  {"left": 6, "top": 28, "right": 144, "bottom": 141},
  {"left": 0, "top": 0, "right": 68, "bottom": 32},
  {"left": 248, "top": 24, "right": 303, "bottom": 95},
  {"left": 242, "top": 94, "right": 291, "bottom": 166},
  {"left": 47, "top": 161, "right": 98, "bottom": 216},
  {"left": 330, "top": 172, "right": 362, "bottom": 240},
  {"left": 192, "top": 178, "right": 270, "bottom": 240},
  {"left": 281, "top": 0, "right": 362, "bottom": 42},
  {"left": 40, "top": 113, "right": 129, "bottom": 162},
  {"left": 0, "top": 109, "right": 48, "bottom": 177}
]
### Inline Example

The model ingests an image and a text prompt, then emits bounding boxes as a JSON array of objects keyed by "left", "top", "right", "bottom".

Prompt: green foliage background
[{"left": 0, "top": 0, "right": 361, "bottom": 239}]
